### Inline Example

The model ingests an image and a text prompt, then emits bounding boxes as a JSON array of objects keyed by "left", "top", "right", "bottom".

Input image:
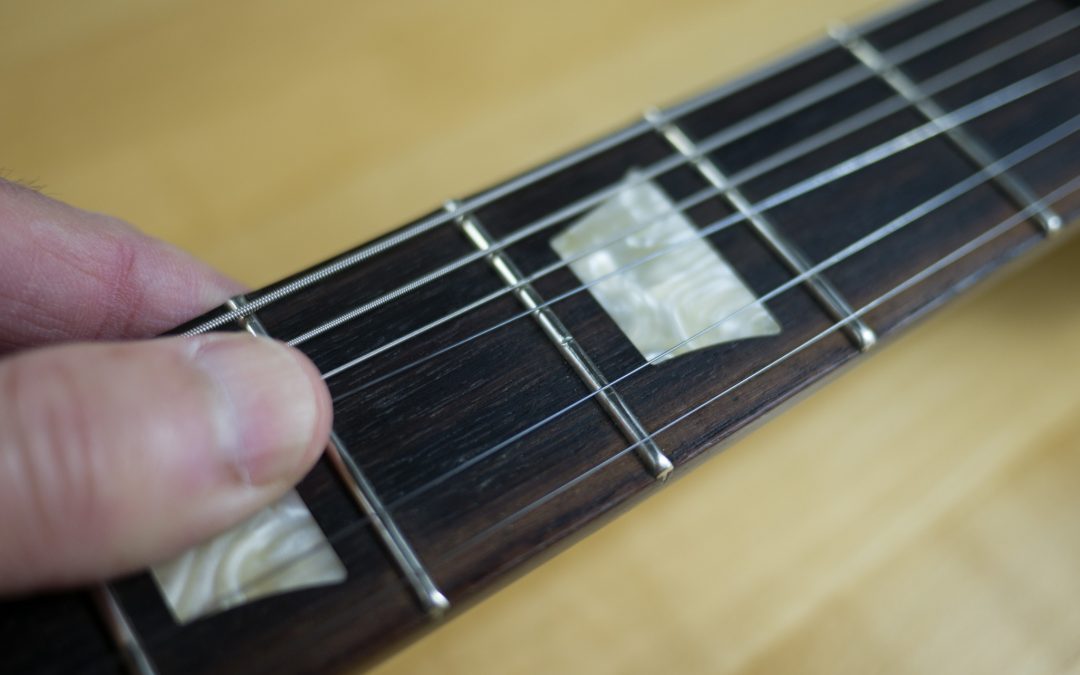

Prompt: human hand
[{"left": 0, "top": 180, "right": 332, "bottom": 593}]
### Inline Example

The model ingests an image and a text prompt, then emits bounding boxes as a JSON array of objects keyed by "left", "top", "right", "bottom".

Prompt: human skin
[{"left": 0, "top": 179, "right": 332, "bottom": 593}]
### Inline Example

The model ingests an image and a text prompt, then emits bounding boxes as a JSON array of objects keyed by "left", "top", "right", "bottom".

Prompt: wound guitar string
[
  {"left": 363, "top": 111, "right": 1080, "bottom": 511},
  {"left": 180, "top": 0, "right": 1036, "bottom": 340},
  {"left": 284, "top": 0, "right": 1047, "bottom": 354},
  {"left": 138, "top": 161, "right": 1080, "bottom": 656},
  {"left": 64, "top": 1, "right": 1078, "bottom": 670},
  {"left": 446, "top": 172, "right": 1080, "bottom": 559},
  {"left": 139, "top": 98, "right": 1080, "bottom": 633},
  {"left": 145, "top": 7, "right": 1080, "bottom": 622},
  {"left": 325, "top": 50, "right": 1080, "bottom": 394},
  {"left": 307, "top": 7, "right": 1080, "bottom": 381}
]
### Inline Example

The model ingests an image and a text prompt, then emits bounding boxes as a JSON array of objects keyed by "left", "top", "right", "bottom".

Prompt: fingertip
[
  {"left": 187, "top": 334, "right": 332, "bottom": 488},
  {"left": 0, "top": 335, "right": 333, "bottom": 590}
]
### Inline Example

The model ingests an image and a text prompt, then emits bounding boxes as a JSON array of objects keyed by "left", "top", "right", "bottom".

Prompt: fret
[
  {"left": 447, "top": 201, "right": 675, "bottom": 480},
  {"left": 830, "top": 22, "right": 1063, "bottom": 234},
  {"left": 646, "top": 109, "right": 879, "bottom": 351},
  {"left": 108, "top": 452, "right": 425, "bottom": 675},
  {"left": 883, "top": 0, "right": 1080, "bottom": 221},
  {"left": 7, "top": 1, "right": 1079, "bottom": 674},
  {"left": 226, "top": 297, "right": 450, "bottom": 615},
  {"left": 733, "top": 97, "right": 1034, "bottom": 338},
  {"left": 105, "top": 326, "right": 430, "bottom": 672},
  {"left": 221, "top": 180, "right": 650, "bottom": 624},
  {"left": 322, "top": 284, "right": 638, "bottom": 591},
  {"left": 92, "top": 587, "right": 155, "bottom": 675},
  {"left": 324, "top": 430, "right": 450, "bottom": 615}
]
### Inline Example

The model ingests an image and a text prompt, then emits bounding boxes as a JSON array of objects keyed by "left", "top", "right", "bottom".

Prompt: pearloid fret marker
[
  {"left": 150, "top": 299, "right": 346, "bottom": 624},
  {"left": 549, "top": 175, "right": 783, "bottom": 361},
  {"left": 450, "top": 200, "right": 675, "bottom": 479}
]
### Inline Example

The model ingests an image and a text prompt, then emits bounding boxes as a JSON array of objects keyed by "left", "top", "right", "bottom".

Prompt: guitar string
[
  {"left": 178, "top": 0, "right": 1032, "bottom": 338},
  {"left": 128, "top": 49, "right": 1080, "bottom": 628},
  {"left": 441, "top": 172, "right": 1080, "bottom": 561},
  {"left": 141, "top": 163, "right": 1080, "bottom": 648},
  {"left": 300, "top": 9, "right": 1079, "bottom": 381},
  {"left": 323, "top": 50, "right": 1080, "bottom": 396},
  {"left": 282, "top": 0, "right": 1037, "bottom": 350},
  {"left": 374, "top": 111, "right": 1080, "bottom": 509},
  {"left": 148, "top": 52, "right": 1080, "bottom": 617},
  {"left": 166, "top": 112, "right": 1080, "bottom": 622},
  {"left": 109, "top": 163, "right": 1080, "bottom": 672},
  {"left": 69, "top": 0, "right": 1062, "bottom": 665},
  {"left": 107, "top": 0, "right": 1071, "bottom": 643},
  {"left": 108, "top": 16, "right": 1080, "bottom": 671}
]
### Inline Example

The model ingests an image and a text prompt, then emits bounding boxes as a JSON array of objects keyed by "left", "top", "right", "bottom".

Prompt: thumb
[{"left": 0, "top": 333, "right": 332, "bottom": 593}]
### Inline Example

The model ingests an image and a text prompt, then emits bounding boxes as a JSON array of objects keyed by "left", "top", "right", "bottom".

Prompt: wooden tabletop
[{"left": 4, "top": 1, "right": 1080, "bottom": 673}]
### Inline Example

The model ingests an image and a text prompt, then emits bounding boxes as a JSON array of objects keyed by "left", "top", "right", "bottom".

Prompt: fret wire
[
  {"left": 296, "top": 0, "right": 1054, "bottom": 358},
  {"left": 305, "top": 10, "right": 1079, "bottom": 381},
  {"left": 177, "top": 119, "right": 654, "bottom": 337},
  {"left": 646, "top": 108, "right": 880, "bottom": 351},
  {"left": 324, "top": 50, "right": 1080, "bottom": 391},
  {"left": 291, "top": 0, "right": 1031, "bottom": 349},
  {"left": 92, "top": 586, "right": 158, "bottom": 675},
  {"left": 183, "top": 0, "right": 1029, "bottom": 341},
  {"left": 448, "top": 202, "right": 675, "bottom": 479},
  {"left": 730, "top": 7, "right": 1080, "bottom": 186},
  {"left": 145, "top": 165, "right": 1080, "bottom": 641},
  {"left": 65, "top": 1, "right": 1075, "bottom": 667},
  {"left": 157, "top": 114, "right": 1080, "bottom": 621},
  {"left": 371, "top": 111, "right": 1080, "bottom": 511},
  {"left": 831, "top": 21, "right": 1064, "bottom": 234},
  {"left": 440, "top": 173, "right": 1080, "bottom": 561},
  {"left": 229, "top": 303, "right": 449, "bottom": 616}
]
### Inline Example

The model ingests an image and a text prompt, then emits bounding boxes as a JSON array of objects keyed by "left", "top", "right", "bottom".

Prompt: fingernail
[{"left": 190, "top": 334, "right": 327, "bottom": 485}]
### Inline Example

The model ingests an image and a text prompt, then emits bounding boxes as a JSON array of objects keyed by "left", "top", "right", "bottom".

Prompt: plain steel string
[
  {"left": 175, "top": 50, "right": 1080, "bottom": 611},
  {"left": 325, "top": 51, "right": 1080, "bottom": 393},
  {"left": 375, "top": 111, "right": 1080, "bottom": 509},
  {"left": 180, "top": 0, "right": 1027, "bottom": 338},
  {"left": 90, "top": 3, "right": 1036, "bottom": 652},
  {"left": 187, "top": 114, "right": 1080, "bottom": 617},
  {"left": 181, "top": 0, "right": 1027, "bottom": 346},
  {"left": 304, "top": 9, "right": 1080, "bottom": 368},
  {"left": 138, "top": 173, "right": 1080, "bottom": 663},
  {"left": 84, "top": 0, "right": 1052, "bottom": 662},
  {"left": 281, "top": 0, "right": 1033, "bottom": 349},
  {"left": 135, "top": 6, "right": 1080, "bottom": 648},
  {"left": 443, "top": 174, "right": 1080, "bottom": 560},
  {"left": 186, "top": 158, "right": 1080, "bottom": 625},
  {"left": 313, "top": 11, "right": 1080, "bottom": 384}
]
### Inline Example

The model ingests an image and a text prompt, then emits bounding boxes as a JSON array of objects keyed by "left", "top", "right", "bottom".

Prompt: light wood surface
[{"left": 4, "top": 1, "right": 1080, "bottom": 673}]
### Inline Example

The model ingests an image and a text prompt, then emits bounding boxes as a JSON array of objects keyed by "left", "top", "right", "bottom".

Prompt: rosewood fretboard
[{"left": 4, "top": 0, "right": 1079, "bottom": 672}]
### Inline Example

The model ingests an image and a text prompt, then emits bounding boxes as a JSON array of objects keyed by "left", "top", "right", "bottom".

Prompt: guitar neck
[{"left": 5, "top": 0, "right": 1080, "bottom": 673}]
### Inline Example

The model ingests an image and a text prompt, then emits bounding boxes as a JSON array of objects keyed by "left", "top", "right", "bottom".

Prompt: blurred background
[{"left": 3, "top": 1, "right": 1080, "bottom": 673}]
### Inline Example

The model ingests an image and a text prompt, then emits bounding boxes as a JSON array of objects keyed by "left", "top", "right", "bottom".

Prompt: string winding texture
[
  {"left": 283, "top": 0, "right": 1044, "bottom": 354},
  {"left": 179, "top": 0, "right": 1037, "bottom": 341},
  {"left": 152, "top": 163, "right": 1080, "bottom": 643},
  {"left": 324, "top": 46, "right": 1080, "bottom": 391},
  {"left": 160, "top": 99, "right": 1080, "bottom": 624},
  {"left": 308, "top": 6, "right": 1079, "bottom": 380},
  {"left": 72, "top": 0, "right": 1080, "bottom": 669}
]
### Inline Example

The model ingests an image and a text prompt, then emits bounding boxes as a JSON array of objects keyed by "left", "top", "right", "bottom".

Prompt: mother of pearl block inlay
[
  {"left": 551, "top": 174, "right": 781, "bottom": 363},
  {"left": 150, "top": 490, "right": 345, "bottom": 623}
]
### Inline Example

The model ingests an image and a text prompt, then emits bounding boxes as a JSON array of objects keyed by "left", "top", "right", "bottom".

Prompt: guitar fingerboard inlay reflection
[
  {"left": 150, "top": 490, "right": 345, "bottom": 623},
  {"left": 551, "top": 174, "right": 781, "bottom": 363}
]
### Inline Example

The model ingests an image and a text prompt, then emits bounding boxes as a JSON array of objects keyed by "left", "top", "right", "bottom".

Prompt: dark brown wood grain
[{"left": 2, "top": 0, "right": 1078, "bottom": 672}]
